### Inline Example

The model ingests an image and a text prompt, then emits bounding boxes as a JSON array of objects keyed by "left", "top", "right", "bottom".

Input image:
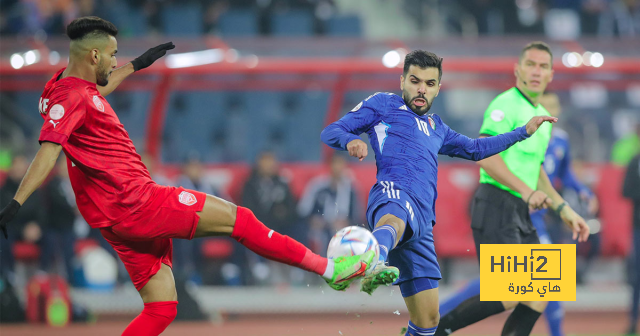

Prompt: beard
[
  {"left": 96, "top": 63, "right": 110, "bottom": 86},
  {"left": 402, "top": 91, "right": 432, "bottom": 116}
]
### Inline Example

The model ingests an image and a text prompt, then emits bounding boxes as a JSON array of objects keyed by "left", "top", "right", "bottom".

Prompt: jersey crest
[{"left": 93, "top": 96, "right": 105, "bottom": 112}]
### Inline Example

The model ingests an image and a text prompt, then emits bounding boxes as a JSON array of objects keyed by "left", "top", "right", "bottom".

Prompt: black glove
[
  {"left": 0, "top": 199, "right": 21, "bottom": 239},
  {"left": 131, "top": 42, "right": 176, "bottom": 72}
]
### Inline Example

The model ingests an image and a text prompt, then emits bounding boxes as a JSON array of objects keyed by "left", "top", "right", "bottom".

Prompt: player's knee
[
  {"left": 414, "top": 310, "right": 440, "bottom": 328},
  {"left": 166, "top": 303, "right": 178, "bottom": 322},
  {"left": 139, "top": 264, "right": 178, "bottom": 303},
  {"left": 522, "top": 300, "right": 547, "bottom": 312},
  {"left": 502, "top": 301, "right": 518, "bottom": 310}
]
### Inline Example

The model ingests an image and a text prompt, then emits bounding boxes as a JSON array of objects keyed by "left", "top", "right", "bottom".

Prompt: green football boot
[
  {"left": 325, "top": 250, "right": 376, "bottom": 291},
  {"left": 360, "top": 261, "right": 399, "bottom": 295}
]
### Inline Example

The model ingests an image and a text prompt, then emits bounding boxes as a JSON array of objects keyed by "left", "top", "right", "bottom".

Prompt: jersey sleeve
[
  {"left": 438, "top": 114, "right": 529, "bottom": 161},
  {"left": 39, "top": 88, "right": 86, "bottom": 146},
  {"left": 479, "top": 98, "right": 516, "bottom": 136},
  {"left": 320, "top": 93, "right": 384, "bottom": 151}
]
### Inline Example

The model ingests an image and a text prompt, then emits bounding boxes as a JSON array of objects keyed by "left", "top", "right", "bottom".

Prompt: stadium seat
[
  {"left": 325, "top": 15, "right": 362, "bottom": 37},
  {"left": 126, "top": 7, "right": 149, "bottom": 37},
  {"left": 162, "top": 91, "right": 225, "bottom": 162},
  {"left": 201, "top": 239, "right": 234, "bottom": 259},
  {"left": 106, "top": 92, "right": 151, "bottom": 143},
  {"left": 271, "top": 10, "right": 315, "bottom": 36},
  {"left": 281, "top": 92, "right": 329, "bottom": 161},
  {"left": 12, "top": 242, "right": 40, "bottom": 261},
  {"left": 218, "top": 9, "right": 259, "bottom": 37},
  {"left": 161, "top": 4, "right": 203, "bottom": 36},
  {"left": 74, "top": 238, "right": 99, "bottom": 256}
]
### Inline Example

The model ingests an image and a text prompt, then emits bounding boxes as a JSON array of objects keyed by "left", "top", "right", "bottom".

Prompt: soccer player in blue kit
[
  {"left": 437, "top": 92, "right": 599, "bottom": 336},
  {"left": 321, "top": 50, "right": 558, "bottom": 336}
]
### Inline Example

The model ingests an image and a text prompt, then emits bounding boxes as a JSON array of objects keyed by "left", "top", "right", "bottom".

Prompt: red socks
[
  {"left": 232, "top": 206, "right": 328, "bottom": 276},
  {"left": 122, "top": 301, "right": 178, "bottom": 336}
]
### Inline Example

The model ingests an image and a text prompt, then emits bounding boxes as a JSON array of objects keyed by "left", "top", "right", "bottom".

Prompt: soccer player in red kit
[{"left": 0, "top": 16, "right": 375, "bottom": 335}]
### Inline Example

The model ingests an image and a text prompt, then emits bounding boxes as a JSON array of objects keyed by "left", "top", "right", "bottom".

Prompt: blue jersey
[
  {"left": 543, "top": 128, "right": 592, "bottom": 197},
  {"left": 321, "top": 92, "right": 531, "bottom": 227}
]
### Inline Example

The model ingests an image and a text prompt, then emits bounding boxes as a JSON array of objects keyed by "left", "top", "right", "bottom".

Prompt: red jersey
[{"left": 39, "top": 68, "right": 156, "bottom": 228}]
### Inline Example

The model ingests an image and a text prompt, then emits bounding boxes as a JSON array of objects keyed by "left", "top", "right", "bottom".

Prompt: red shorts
[{"left": 100, "top": 185, "right": 207, "bottom": 291}]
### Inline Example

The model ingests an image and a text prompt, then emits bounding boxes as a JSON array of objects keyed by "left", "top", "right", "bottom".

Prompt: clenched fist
[{"left": 347, "top": 139, "right": 368, "bottom": 161}]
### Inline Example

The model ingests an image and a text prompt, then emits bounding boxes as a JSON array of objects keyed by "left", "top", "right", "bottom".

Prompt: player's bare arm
[
  {"left": 13, "top": 142, "right": 62, "bottom": 205},
  {"left": 537, "top": 165, "right": 590, "bottom": 242},
  {"left": 0, "top": 141, "right": 62, "bottom": 237},
  {"left": 97, "top": 42, "right": 175, "bottom": 97},
  {"left": 97, "top": 62, "right": 134, "bottom": 96}
]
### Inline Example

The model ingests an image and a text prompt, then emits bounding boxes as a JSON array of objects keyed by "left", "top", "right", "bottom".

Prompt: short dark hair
[
  {"left": 403, "top": 50, "right": 443, "bottom": 82},
  {"left": 66, "top": 16, "right": 118, "bottom": 41},
  {"left": 519, "top": 41, "right": 553, "bottom": 65}
]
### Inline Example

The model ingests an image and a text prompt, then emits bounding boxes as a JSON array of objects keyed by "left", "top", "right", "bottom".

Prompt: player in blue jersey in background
[
  {"left": 321, "top": 50, "right": 558, "bottom": 336},
  {"left": 438, "top": 91, "right": 599, "bottom": 336}
]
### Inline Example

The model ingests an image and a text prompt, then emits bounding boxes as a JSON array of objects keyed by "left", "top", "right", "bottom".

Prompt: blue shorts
[
  {"left": 399, "top": 277, "right": 440, "bottom": 297},
  {"left": 530, "top": 210, "right": 552, "bottom": 244},
  {"left": 366, "top": 183, "right": 442, "bottom": 285}
]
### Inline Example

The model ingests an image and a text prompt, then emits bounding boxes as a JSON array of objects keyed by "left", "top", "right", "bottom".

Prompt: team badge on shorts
[
  {"left": 93, "top": 96, "right": 104, "bottom": 112},
  {"left": 179, "top": 191, "right": 197, "bottom": 206}
]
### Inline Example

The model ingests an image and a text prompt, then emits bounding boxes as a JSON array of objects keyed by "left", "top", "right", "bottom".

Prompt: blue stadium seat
[
  {"left": 98, "top": 0, "right": 147, "bottom": 37},
  {"left": 162, "top": 92, "right": 225, "bottom": 162},
  {"left": 161, "top": 4, "right": 202, "bottom": 36},
  {"left": 245, "top": 92, "right": 284, "bottom": 160},
  {"left": 162, "top": 90, "right": 329, "bottom": 163},
  {"left": 271, "top": 10, "right": 314, "bottom": 36},
  {"left": 218, "top": 9, "right": 259, "bottom": 37},
  {"left": 126, "top": 8, "right": 149, "bottom": 37},
  {"left": 105, "top": 92, "right": 151, "bottom": 145},
  {"left": 325, "top": 15, "right": 362, "bottom": 37},
  {"left": 14, "top": 92, "right": 43, "bottom": 137},
  {"left": 282, "top": 92, "right": 329, "bottom": 161}
]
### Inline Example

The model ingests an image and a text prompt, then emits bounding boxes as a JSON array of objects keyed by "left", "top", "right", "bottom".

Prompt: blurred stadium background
[{"left": 0, "top": 0, "right": 639, "bottom": 335}]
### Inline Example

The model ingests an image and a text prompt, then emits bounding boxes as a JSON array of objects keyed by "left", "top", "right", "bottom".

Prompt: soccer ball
[{"left": 327, "top": 226, "right": 380, "bottom": 273}]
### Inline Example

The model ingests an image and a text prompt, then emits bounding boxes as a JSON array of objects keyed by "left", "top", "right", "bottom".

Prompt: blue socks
[
  {"left": 372, "top": 224, "right": 397, "bottom": 263},
  {"left": 544, "top": 300, "right": 564, "bottom": 336},
  {"left": 406, "top": 321, "right": 437, "bottom": 336}
]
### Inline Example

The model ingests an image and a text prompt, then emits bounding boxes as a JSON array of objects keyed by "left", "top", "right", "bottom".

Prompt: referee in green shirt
[{"left": 435, "top": 42, "right": 591, "bottom": 336}]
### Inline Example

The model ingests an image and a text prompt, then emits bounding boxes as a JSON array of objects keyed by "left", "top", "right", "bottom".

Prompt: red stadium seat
[
  {"left": 74, "top": 238, "right": 99, "bottom": 255},
  {"left": 12, "top": 242, "right": 40, "bottom": 261},
  {"left": 201, "top": 239, "right": 233, "bottom": 259}
]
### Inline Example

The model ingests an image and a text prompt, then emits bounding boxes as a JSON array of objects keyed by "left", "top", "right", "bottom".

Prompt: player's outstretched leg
[
  {"left": 434, "top": 295, "right": 506, "bottom": 336},
  {"left": 435, "top": 298, "right": 546, "bottom": 336},
  {"left": 194, "top": 195, "right": 375, "bottom": 290},
  {"left": 439, "top": 277, "right": 480, "bottom": 316},
  {"left": 122, "top": 264, "right": 178, "bottom": 336},
  {"left": 438, "top": 277, "right": 562, "bottom": 336},
  {"left": 361, "top": 213, "right": 403, "bottom": 295},
  {"left": 501, "top": 302, "right": 546, "bottom": 336},
  {"left": 544, "top": 301, "right": 565, "bottom": 336}
]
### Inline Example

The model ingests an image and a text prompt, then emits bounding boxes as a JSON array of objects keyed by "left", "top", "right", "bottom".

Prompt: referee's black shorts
[{"left": 470, "top": 183, "right": 540, "bottom": 262}]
